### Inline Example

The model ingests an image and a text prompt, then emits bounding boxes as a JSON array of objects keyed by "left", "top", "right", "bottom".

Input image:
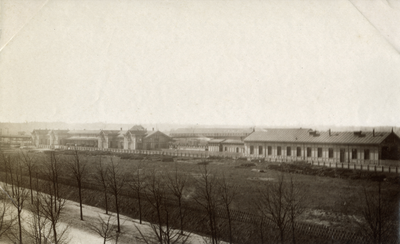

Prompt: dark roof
[
  {"left": 171, "top": 128, "right": 254, "bottom": 135},
  {"left": 244, "top": 128, "right": 391, "bottom": 145}
]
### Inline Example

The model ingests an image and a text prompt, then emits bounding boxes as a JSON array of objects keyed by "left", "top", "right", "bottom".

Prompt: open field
[
  {"left": 23, "top": 150, "right": 400, "bottom": 226},
  {"left": 1, "top": 148, "right": 399, "bottom": 243}
]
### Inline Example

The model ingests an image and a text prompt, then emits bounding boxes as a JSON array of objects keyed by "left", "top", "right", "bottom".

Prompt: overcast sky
[{"left": 1, "top": 0, "right": 399, "bottom": 127}]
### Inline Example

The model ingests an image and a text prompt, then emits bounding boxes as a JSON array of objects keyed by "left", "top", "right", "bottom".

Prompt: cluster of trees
[
  {"left": 0, "top": 151, "right": 69, "bottom": 244},
  {"left": 0, "top": 149, "right": 399, "bottom": 244}
]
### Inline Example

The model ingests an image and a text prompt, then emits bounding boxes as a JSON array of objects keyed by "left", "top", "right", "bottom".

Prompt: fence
[
  {"left": 310, "top": 161, "right": 400, "bottom": 174},
  {"left": 36, "top": 144, "right": 400, "bottom": 174},
  {"left": 37, "top": 144, "right": 242, "bottom": 159}
]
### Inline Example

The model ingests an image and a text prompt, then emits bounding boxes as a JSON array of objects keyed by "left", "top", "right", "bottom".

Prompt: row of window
[{"left": 249, "top": 146, "right": 371, "bottom": 160}]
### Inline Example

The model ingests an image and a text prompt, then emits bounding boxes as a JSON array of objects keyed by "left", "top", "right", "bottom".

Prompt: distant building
[
  {"left": 0, "top": 134, "right": 32, "bottom": 146},
  {"left": 243, "top": 128, "right": 400, "bottom": 164},
  {"left": 169, "top": 127, "right": 254, "bottom": 150},
  {"left": 32, "top": 125, "right": 171, "bottom": 150}
]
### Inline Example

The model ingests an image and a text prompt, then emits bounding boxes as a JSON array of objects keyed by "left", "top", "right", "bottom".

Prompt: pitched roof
[
  {"left": 244, "top": 129, "right": 391, "bottom": 145},
  {"left": 144, "top": 130, "right": 171, "bottom": 139}
]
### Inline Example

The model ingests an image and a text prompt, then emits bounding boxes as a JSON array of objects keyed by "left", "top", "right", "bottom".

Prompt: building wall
[
  {"left": 208, "top": 144, "right": 220, "bottom": 152},
  {"left": 221, "top": 144, "right": 245, "bottom": 153},
  {"left": 244, "top": 142, "right": 381, "bottom": 164},
  {"left": 143, "top": 132, "right": 170, "bottom": 150}
]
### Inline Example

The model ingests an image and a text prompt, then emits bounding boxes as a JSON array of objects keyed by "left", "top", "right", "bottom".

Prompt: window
[
  {"left": 277, "top": 146, "right": 281, "bottom": 156},
  {"left": 352, "top": 149, "right": 357, "bottom": 159},
  {"left": 307, "top": 147, "right": 311, "bottom": 157},
  {"left": 297, "top": 147, "right": 301, "bottom": 157},
  {"left": 250, "top": 146, "right": 254, "bottom": 154},
  {"left": 329, "top": 148, "right": 334, "bottom": 158},
  {"left": 287, "top": 147, "right": 291, "bottom": 156},
  {"left": 364, "top": 149, "right": 370, "bottom": 160},
  {"left": 268, "top": 146, "right": 272, "bottom": 155},
  {"left": 225, "top": 147, "right": 227, "bottom": 151},
  {"left": 236, "top": 147, "right": 239, "bottom": 153},
  {"left": 259, "top": 146, "right": 263, "bottom": 155},
  {"left": 317, "top": 148, "right": 322, "bottom": 158}
]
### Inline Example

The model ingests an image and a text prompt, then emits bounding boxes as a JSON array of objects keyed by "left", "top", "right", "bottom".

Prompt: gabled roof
[
  {"left": 244, "top": 128, "right": 392, "bottom": 145},
  {"left": 144, "top": 130, "right": 171, "bottom": 139}
]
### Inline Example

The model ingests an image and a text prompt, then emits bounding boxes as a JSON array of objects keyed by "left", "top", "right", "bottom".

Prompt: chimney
[
  {"left": 329, "top": 129, "right": 331, "bottom": 136},
  {"left": 373, "top": 129, "right": 375, "bottom": 137},
  {"left": 152, "top": 128, "right": 154, "bottom": 131},
  {"left": 121, "top": 127, "right": 122, "bottom": 131}
]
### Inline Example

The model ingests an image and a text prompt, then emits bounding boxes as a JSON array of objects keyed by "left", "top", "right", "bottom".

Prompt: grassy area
[
  {"left": 54, "top": 150, "right": 399, "bottom": 217},
  {"left": 3, "top": 149, "right": 400, "bottom": 229}
]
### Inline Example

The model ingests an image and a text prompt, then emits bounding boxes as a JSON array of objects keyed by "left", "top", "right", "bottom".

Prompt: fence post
[
  {"left": 361, "top": 164, "right": 363, "bottom": 171},
  {"left": 374, "top": 165, "right": 377, "bottom": 172},
  {"left": 367, "top": 165, "right": 370, "bottom": 171},
  {"left": 396, "top": 167, "right": 398, "bottom": 174},
  {"left": 382, "top": 166, "right": 384, "bottom": 172},
  {"left": 389, "top": 167, "right": 391, "bottom": 173}
]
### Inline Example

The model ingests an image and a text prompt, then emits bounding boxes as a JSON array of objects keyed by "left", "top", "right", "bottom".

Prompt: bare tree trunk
[
  {"left": 68, "top": 150, "right": 87, "bottom": 221},
  {"left": 106, "top": 157, "right": 126, "bottom": 233}
]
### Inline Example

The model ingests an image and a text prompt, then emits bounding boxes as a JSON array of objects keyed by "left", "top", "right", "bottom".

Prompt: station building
[
  {"left": 169, "top": 127, "right": 254, "bottom": 150},
  {"left": 32, "top": 125, "right": 171, "bottom": 150},
  {"left": 243, "top": 128, "right": 400, "bottom": 164}
]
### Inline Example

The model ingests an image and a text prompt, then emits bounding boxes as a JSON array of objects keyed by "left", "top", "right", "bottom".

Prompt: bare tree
[
  {"left": 20, "top": 150, "right": 37, "bottom": 204},
  {"left": 106, "top": 157, "right": 127, "bottom": 233},
  {"left": 68, "top": 150, "right": 87, "bottom": 221},
  {"left": 165, "top": 163, "right": 189, "bottom": 235},
  {"left": 93, "top": 156, "right": 109, "bottom": 214},
  {"left": 0, "top": 152, "right": 10, "bottom": 186},
  {"left": 3, "top": 155, "right": 29, "bottom": 244},
  {"left": 255, "top": 173, "right": 289, "bottom": 244},
  {"left": 193, "top": 165, "right": 220, "bottom": 244},
  {"left": 137, "top": 168, "right": 190, "bottom": 244},
  {"left": 356, "top": 179, "right": 399, "bottom": 244},
  {"left": 128, "top": 160, "right": 146, "bottom": 224},
  {"left": 25, "top": 190, "right": 50, "bottom": 244},
  {"left": 87, "top": 214, "right": 118, "bottom": 244},
  {"left": 284, "top": 176, "right": 306, "bottom": 244},
  {"left": 0, "top": 193, "right": 15, "bottom": 240},
  {"left": 40, "top": 152, "right": 69, "bottom": 244},
  {"left": 217, "top": 173, "right": 237, "bottom": 244}
]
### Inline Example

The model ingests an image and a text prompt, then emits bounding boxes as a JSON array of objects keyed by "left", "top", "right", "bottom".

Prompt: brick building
[{"left": 243, "top": 128, "right": 400, "bottom": 164}]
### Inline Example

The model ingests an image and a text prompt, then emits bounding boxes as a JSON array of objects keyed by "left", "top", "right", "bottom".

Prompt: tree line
[{"left": 0, "top": 149, "right": 399, "bottom": 244}]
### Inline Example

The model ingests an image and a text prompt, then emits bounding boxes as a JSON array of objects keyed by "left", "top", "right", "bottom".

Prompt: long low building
[
  {"left": 32, "top": 125, "right": 171, "bottom": 150},
  {"left": 244, "top": 128, "right": 400, "bottom": 164}
]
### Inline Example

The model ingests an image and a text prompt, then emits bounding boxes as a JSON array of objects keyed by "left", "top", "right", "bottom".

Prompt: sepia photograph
[{"left": 0, "top": 0, "right": 400, "bottom": 243}]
